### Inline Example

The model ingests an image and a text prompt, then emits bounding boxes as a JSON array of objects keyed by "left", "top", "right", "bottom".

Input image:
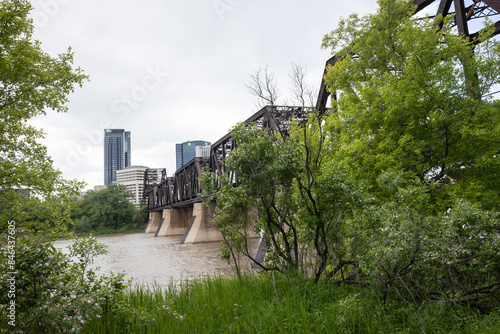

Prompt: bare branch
[
  {"left": 246, "top": 65, "right": 279, "bottom": 108},
  {"left": 289, "top": 63, "right": 316, "bottom": 107}
]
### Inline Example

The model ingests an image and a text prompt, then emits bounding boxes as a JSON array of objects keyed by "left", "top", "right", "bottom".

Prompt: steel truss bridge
[
  {"left": 143, "top": 105, "right": 310, "bottom": 211},
  {"left": 143, "top": 0, "right": 500, "bottom": 212}
]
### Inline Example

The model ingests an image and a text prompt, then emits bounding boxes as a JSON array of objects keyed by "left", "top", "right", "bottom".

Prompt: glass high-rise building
[
  {"left": 176, "top": 140, "right": 210, "bottom": 170},
  {"left": 104, "top": 129, "right": 131, "bottom": 185}
]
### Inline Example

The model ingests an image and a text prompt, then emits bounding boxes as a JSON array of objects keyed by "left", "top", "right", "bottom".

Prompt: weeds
[{"left": 82, "top": 273, "right": 500, "bottom": 333}]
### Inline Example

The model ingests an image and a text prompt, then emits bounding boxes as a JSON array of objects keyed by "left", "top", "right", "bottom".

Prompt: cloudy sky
[{"left": 28, "top": 0, "right": 436, "bottom": 189}]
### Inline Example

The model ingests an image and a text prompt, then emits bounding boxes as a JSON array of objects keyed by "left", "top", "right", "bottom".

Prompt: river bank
[
  {"left": 80, "top": 273, "right": 500, "bottom": 333},
  {"left": 4, "top": 233, "right": 500, "bottom": 333},
  {"left": 53, "top": 233, "right": 500, "bottom": 333}
]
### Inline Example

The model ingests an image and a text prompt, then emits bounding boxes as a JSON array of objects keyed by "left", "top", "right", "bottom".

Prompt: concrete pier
[
  {"left": 156, "top": 207, "right": 193, "bottom": 236},
  {"left": 144, "top": 211, "right": 162, "bottom": 233},
  {"left": 147, "top": 202, "right": 260, "bottom": 246},
  {"left": 144, "top": 212, "right": 162, "bottom": 233},
  {"left": 182, "top": 202, "right": 223, "bottom": 244}
]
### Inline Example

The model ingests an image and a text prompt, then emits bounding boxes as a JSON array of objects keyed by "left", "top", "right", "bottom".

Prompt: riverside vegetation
[
  {"left": 201, "top": 0, "right": 500, "bottom": 308},
  {"left": 1, "top": 183, "right": 150, "bottom": 237},
  {"left": 1, "top": 0, "right": 500, "bottom": 332},
  {"left": 1, "top": 234, "right": 500, "bottom": 333}
]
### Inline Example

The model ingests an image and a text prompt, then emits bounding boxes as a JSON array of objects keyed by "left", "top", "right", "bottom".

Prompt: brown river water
[{"left": 54, "top": 233, "right": 239, "bottom": 287}]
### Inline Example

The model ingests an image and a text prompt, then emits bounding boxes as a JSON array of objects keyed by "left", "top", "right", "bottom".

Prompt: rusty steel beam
[
  {"left": 315, "top": 0, "right": 500, "bottom": 112},
  {"left": 454, "top": 0, "right": 470, "bottom": 35},
  {"left": 438, "top": 0, "right": 453, "bottom": 15},
  {"left": 142, "top": 168, "right": 166, "bottom": 211},
  {"left": 482, "top": 0, "right": 500, "bottom": 11},
  {"left": 414, "top": 0, "right": 438, "bottom": 10},
  {"left": 209, "top": 105, "right": 311, "bottom": 191},
  {"left": 146, "top": 157, "right": 209, "bottom": 210},
  {"left": 316, "top": 56, "right": 338, "bottom": 112}
]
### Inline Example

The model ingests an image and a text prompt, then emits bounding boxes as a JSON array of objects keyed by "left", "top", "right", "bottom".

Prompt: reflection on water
[{"left": 54, "top": 233, "right": 237, "bottom": 287}]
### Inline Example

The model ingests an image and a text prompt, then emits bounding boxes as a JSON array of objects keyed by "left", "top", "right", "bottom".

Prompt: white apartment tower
[{"left": 116, "top": 165, "right": 148, "bottom": 207}]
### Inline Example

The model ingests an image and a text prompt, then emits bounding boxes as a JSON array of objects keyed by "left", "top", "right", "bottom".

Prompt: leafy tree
[
  {"left": 78, "top": 184, "right": 137, "bottom": 232},
  {"left": 0, "top": 0, "right": 87, "bottom": 201},
  {"left": 321, "top": 0, "right": 500, "bottom": 209},
  {"left": 203, "top": 123, "right": 303, "bottom": 277},
  {"left": 204, "top": 114, "right": 365, "bottom": 281},
  {"left": 207, "top": 0, "right": 500, "bottom": 311},
  {"left": 217, "top": 65, "right": 363, "bottom": 281},
  {"left": 133, "top": 203, "right": 150, "bottom": 230},
  {"left": 320, "top": 0, "right": 500, "bottom": 308},
  {"left": 0, "top": 191, "right": 76, "bottom": 233}
]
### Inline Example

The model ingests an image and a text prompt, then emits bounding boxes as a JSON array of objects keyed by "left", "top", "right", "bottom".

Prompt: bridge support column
[
  {"left": 156, "top": 208, "right": 193, "bottom": 237},
  {"left": 145, "top": 211, "right": 162, "bottom": 233},
  {"left": 182, "top": 202, "right": 222, "bottom": 244}
]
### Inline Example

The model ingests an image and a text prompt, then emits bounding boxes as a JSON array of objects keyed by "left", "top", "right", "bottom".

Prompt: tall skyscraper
[
  {"left": 104, "top": 129, "right": 131, "bottom": 185},
  {"left": 175, "top": 140, "right": 211, "bottom": 170}
]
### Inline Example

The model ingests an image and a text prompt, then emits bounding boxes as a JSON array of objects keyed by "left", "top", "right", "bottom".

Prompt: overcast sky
[{"left": 28, "top": 0, "right": 438, "bottom": 189}]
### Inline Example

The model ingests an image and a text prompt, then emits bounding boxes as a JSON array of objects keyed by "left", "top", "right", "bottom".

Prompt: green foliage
[
  {"left": 69, "top": 235, "right": 109, "bottom": 285},
  {"left": 204, "top": 0, "right": 500, "bottom": 312},
  {"left": 202, "top": 123, "right": 302, "bottom": 275},
  {"left": 202, "top": 170, "right": 259, "bottom": 276},
  {"left": 74, "top": 215, "right": 93, "bottom": 235},
  {"left": 0, "top": 233, "right": 129, "bottom": 333},
  {"left": 133, "top": 203, "right": 151, "bottom": 230},
  {"left": 322, "top": 0, "right": 500, "bottom": 208},
  {"left": 81, "top": 274, "right": 500, "bottom": 333},
  {"left": 0, "top": 0, "right": 87, "bottom": 237},
  {"left": 0, "top": 182, "right": 142, "bottom": 237},
  {"left": 317, "top": 0, "right": 500, "bottom": 309},
  {"left": 353, "top": 188, "right": 500, "bottom": 309},
  {"left": 0, "top": 191, "right": 76, "bottom": 234},
  {"left": 205, "top": 117, "right": 366, "bottom": 281},
  {"left": 0, "top": 0, "right": 87, "bottom": 198},
  {"left": 77, "top": 184, "right": 137, "bottom": 233}
]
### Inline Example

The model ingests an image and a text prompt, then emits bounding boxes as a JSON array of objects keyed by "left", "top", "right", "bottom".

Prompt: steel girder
[
  {"left": 142, "top": 168, "right": 165, "bottom": 211},
  {"left": 316, "top": 0, "right": 500, "bottom": 112},
  {"left": 209, "top": 105, "right": 310, "bottom": 190},
  {"left": 143, "top": 158, "right": 209, "bottom": 211}
]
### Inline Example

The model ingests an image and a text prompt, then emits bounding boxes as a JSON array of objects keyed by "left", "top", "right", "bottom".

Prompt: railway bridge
[
  {"left": 142, "top": 0, "right": 500, "bottom": 244},
  {"left": 142, "top": 105, "right": 309, "bottom": 243}
]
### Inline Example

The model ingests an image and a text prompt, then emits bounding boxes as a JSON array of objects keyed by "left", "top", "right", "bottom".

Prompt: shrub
[{"left": 0, "top": 231, "right": 129, "bottom": 333}]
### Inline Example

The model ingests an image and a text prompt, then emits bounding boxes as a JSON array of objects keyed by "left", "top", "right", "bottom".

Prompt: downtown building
[
  {"left": 116, "top": 165, "right": 163, "bottom": 207},
  {"left": 104, "top": 129, "right": 131, "bottom": 185},
  {"left": 175, "top": 140, "right": 211, "bottom": 170}
]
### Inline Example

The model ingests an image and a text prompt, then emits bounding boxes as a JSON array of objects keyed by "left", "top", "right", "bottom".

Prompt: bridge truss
[
  {"left": 143, "top": 106, "right": 310, "bottom": 211},
  {"left": 316, "top": 0, "right": 500, "bottom": 112}
]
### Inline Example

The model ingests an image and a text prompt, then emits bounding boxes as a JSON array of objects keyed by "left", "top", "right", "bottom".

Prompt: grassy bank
[{"left": 82, "top": 273, "right": 500, "bottom": 334}]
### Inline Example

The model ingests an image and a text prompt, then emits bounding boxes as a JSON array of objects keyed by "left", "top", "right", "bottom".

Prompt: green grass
[{"left": 82, "top": 273, "right": 500, "bottom": 334}]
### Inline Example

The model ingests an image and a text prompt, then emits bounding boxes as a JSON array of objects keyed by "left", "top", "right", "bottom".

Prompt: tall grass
[{"left": 82, "top": 273, "right": 500, "bottom": 333}]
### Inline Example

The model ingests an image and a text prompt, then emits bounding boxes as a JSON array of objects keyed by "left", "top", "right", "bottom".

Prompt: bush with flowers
[{"left": 0, "top": 231, "right": 129, "bottom": 333}]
